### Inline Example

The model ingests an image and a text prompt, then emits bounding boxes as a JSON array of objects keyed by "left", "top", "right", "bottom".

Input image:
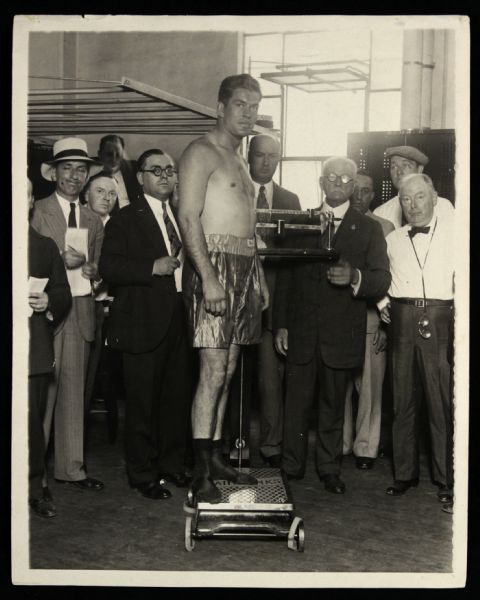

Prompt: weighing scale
[{"left": 183, "top": 208, "right": 338, "bottom": 552}]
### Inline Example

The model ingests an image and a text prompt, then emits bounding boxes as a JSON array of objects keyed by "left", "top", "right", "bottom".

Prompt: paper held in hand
[
  {"left": 65, "top": 227, "right": 91, "bottom": 297},
  {"left": 28, "top": 277, "right": 49, "bottom": 317}
]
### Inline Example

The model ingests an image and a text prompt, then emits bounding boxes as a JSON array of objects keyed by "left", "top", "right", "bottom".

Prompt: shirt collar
[
  {"left": 324, "top": 199, "right": 350, "bottom": 220},
  {"left": 56, "top": 192, "right": 79, "bottom": 206},
  {"left": 144, "top": 192, "right": 169, "bottom": 209},
  {"left": 253, "top": 179, "right": 273, "bottom": 191}
]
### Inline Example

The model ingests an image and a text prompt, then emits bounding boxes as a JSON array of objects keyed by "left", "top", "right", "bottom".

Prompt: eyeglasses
[
  {"left": 418, "top": 314, "right": 432, "bottom": 339},
  {"left": 141, "top": 166, "right": 177, "bottom": 178},
  {"left": 325, "top": 172, "right": 354, "bottom": 185}
]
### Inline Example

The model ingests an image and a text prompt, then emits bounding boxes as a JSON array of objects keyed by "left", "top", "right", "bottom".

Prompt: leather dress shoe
[
  {"left": 386, "top": 479, "right": 418, "bottom": 496},
  {"left": 282, "top": 470, "right": 304, "bottom": 481},
  {"left": 30, "top": 497, "right": 57, "bottom": 518},
  {"left": 42, "top": 486, "right": 53, "bottom": 502},
  {"left": 134, "top": 481, "right": 172, "bottom": 500},
  {"left": 355, "top": 456, "right": 374, "bottom": 470},
  {"left": 265, "top": 455, "right": 282, "bottom": 468},
  {"left": 56, "top": 476, "right": 104, "bottom": 491},
  {"left": 437, "top": 485, "right": 453, "bottom": 503},
  {"left": 321, "top": 474, "right": 346, "bottom": 494},
  {"left": 159, "top": 472, "right": 192, "bottom": 488}
]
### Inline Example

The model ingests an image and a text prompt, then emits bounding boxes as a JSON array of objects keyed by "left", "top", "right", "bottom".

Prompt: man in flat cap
[
  {"left": 374, "top": 146, "right": 454, "bottom": 229},
  {"left": 31, "top": 137, "right": 105, "bottom": 491}
]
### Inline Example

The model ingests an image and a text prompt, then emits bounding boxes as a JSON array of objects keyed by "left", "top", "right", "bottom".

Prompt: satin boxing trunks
[{"left": 183, "top": 233, "right": 263, "bottom": 349}]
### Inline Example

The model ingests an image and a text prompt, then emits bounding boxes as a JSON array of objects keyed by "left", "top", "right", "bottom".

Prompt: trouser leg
[
  {"left": 281, "top": 358, "right": 316, "bottom": 477},
  {"left": 353, "top": 334, "right": 386, "bottom": 458},
  {"left": 29, "top": 375, "right": 50, "bottom": 499},
  {"left": 315, "top": 356, "right": 350, "bottom": 477},
  {"left": 258, "top": 329, "right": 285, "bottom": 457}
]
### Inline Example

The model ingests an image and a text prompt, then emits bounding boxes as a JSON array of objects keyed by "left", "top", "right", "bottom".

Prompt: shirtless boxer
[{"left": 178, "top": 74, "right": 269, "bottom": 502}]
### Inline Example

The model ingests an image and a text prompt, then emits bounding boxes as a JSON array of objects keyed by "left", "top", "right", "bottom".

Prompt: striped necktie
[
  {"left": 257, "top": 185, "right": 269, "bottom": 209},
  {"left": 162, "top": 201, "right": 182, "bottom": 257}
]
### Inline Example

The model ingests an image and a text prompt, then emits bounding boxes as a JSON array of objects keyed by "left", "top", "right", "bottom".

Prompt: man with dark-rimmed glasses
[{"left": 99, "top": 149, "right": 192, "bottom": 500}]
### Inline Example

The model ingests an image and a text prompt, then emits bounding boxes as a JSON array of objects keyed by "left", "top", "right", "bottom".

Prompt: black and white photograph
[{"left": 11, "top": 14, "right": 470, "bottom": 587}]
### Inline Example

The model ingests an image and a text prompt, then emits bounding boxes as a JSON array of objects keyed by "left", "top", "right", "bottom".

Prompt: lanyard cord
[{"left": 408, "top": 217, "right": 438, "bottom": 303}]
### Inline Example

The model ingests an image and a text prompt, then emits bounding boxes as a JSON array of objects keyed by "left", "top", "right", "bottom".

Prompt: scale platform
[{"left": 183, "top": 467, "right": 305, "bottom": 552}]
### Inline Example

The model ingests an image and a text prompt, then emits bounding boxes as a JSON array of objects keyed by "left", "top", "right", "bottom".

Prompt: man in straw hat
[
  {"left": 373, "top": 145, "right": 454, "bottom": 229},
  {"left": 31, "top": 137, "right": 105, "bottom": 491}
]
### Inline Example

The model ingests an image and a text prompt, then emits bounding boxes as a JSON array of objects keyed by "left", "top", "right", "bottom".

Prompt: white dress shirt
[
  {"left": 378, "top": 215, "right": 454, "bottom": 309},
  {"left": 144, "top": 194, "right": 184, "bottom": 292},
  {"left": 113, "top": 170, "right": 131, "bottom": 209},
  {"left": 373, "top": 195, "right": 453, "bottom": 229},
  {"left": 56, "top": 193, "right": 80, "bottom": 228},
  {"left": 253, "top": 180, "right": 274, "bottom": 208}
]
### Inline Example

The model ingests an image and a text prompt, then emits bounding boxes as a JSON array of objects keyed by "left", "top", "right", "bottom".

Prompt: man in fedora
[
  {"left": 373, "top": 145, "right": 454, "bottom": 229},
  {"left": 31, "top": 137, "right": 105, "bottom": 491}
]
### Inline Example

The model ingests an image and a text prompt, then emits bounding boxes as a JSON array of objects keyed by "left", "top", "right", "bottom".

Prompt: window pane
[
  {"left": 244, "top": 34, "right": 283, "bottom": 96},
  {"left": 281, "top": 160, "right": 323, "bottom": 210},
  {"left": 284, "top": 31, "right": 370, "bottom": 63},
  {"left": 370, "top": 30, "right": 403, "bottom": 89},
  {"left": 369, "top": 91, "right": 401, "bottom": 131},
  {"left": 257, "top": 97, "right": 281, "bottom": 130},
  {"left": 285, "top": 87, "right": 365, "bottom": 157}
]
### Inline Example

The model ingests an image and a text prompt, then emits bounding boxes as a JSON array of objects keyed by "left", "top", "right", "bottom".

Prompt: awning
[{"left": 28, "top": 76, "right": 269, "bottom": 137}]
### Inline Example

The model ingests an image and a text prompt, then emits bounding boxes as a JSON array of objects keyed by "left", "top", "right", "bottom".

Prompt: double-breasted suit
[
  {"left": 273, "top": 204, "right": 391, "bottom": 477},
  {"left": 99, "top": 193, "right": 191, "bottom": 485},
  {"left": 31, "top": 193, "right": 104, "bottom": 481}
]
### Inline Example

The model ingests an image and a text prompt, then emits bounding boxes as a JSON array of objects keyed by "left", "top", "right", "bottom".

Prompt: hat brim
[{"left": 40, "top": 157, "right": 103, "bottom": 181}]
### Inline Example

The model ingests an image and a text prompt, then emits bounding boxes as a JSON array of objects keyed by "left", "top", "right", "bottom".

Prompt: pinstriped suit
[{"left": 31, "top": 193, "right": 104, "bottom": 481}]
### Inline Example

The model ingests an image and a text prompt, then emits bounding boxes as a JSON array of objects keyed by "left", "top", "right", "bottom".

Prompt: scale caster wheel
[
  {"left": 287, "top": 516, "right": 305, "bottom": 552},
  {"left": 185, "top": 515, "right": 195, "bottom": 552}
]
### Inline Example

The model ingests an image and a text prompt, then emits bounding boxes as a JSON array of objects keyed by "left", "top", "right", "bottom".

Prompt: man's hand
[
  {"left": 373, "top": 327, "right": 387, "bottom": 353},
  {"left": 152, "top": 256, "right": 181, "bottom": 276},
  {"left": 29, "top": 292, "right": 49, "bottom": 312},
  {"left": 63, "top": 246, "right": 86, "bottom": 269},
  {"left": 380, "top": 304, "right": 391, "bottom": 325},
  {"left": 327, "top": 259, "right": 358, "bottom": 286},
  {"left": 203, "top": 277, "right": 227, "bottom": 316},
  {"left": 258, "top": 261, "right": 269, "bottom": 311},
  {"left": 82, "top": 261, "right": 98, "bottom": 280},
  {"left": 274, "top": 328, "right": 288, "bottom": 356}
]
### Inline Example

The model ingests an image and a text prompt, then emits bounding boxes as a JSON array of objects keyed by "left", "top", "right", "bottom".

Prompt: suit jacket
[
  {"left": 30, "top": 193, "right": 104, "bottom": 341},
  {"left": 99, "top": 193, "right": 179, "bottom": 354},
  {"left": 261, "top": 182, "right": 301, "bottom": 330},
  {"left": 273, "top": 205, "right": 391, "bottom": 368},
  {"left": 28, "top": 226, "right": 72, "bottom": 376},
  {"left": 108, "top": 160, "right": 141, "bottom": 214}
]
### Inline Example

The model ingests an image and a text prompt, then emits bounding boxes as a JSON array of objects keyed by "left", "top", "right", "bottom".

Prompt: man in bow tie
[
  {"left": 273, "top": 156, "right": 391, "bottom": 494},
  {"left": 373, "top": 145, "right": 454, "bottom": 229},
  {"left": 99, "top": 149, "right": 192, "bottom": 499},
  {"left": 378, "top": 173, "right": 454, "bottom": 506}
]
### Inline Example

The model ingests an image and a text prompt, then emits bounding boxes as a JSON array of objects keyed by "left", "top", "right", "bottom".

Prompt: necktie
[
  {"left": 257, "top": 185, "right": 269, "bottom": 209},
  {"left": 68, "top": 202, "right": 77, "bottom": 228},
  {"left": 408, "top": 226, "right": 430, "bottom": 239},
  {"left": 162, "top": 201, "right": 182, "bottom": 257}
]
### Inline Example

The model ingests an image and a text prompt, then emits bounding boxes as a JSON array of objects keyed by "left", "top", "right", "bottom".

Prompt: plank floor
[{"left": 29, "top": 403, "right": 453, "bottom": 575}]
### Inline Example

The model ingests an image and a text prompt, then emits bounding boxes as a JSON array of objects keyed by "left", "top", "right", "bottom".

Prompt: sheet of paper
[
  {"left": 28, "top": 276, "right": 48, "bottom": 317},
  {"left": 65, "top": 227, "right": 91, "bottom": 297}
]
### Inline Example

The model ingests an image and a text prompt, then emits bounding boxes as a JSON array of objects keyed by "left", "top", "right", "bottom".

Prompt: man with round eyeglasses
[
  {"left": 378, "top": 173, "right": 454, "bottom": 506},
  {"left": 99, "top": 149, "right": 192, "bottom": 500},
  {"left": 273, "top": 156, "right": 391, "bottom": 495}
]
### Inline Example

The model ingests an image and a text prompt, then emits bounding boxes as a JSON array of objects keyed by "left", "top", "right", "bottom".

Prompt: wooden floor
[{"left": 29, "top": 403, "right": 453, "bottom": 575}]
